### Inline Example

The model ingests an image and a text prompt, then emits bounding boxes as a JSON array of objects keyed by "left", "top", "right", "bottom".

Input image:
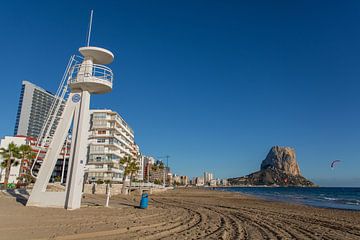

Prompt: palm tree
[
  {"left": 120, "top": 155, "right": 140, "bottom": 195},
  {"left": 151, "top": 161, "right": 165, "bottom": 185},
  {"left": 18, "top": 144, "right": 36, "bottom": 182},
  {"left": 0, "top": 142, "right": 20, "bottom": 189}
]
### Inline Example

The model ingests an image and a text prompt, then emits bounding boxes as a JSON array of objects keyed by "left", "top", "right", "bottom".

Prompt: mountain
[
  {"left": 229, "top": 146, "right": 316, "bottom": 187},
  {"left": 260, "top": 146, "right": 301, "bottom": 176}
]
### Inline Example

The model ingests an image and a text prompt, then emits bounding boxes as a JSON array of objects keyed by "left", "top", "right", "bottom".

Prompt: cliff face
[
  {"left": 229, "top": 146, "right": 316, "bottom": 187},
  {"left": 260, "top": 146, "right": 301, "bottom": 176}
]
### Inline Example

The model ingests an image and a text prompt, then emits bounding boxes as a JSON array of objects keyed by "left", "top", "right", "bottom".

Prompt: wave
[{"left": 216, "top": 187, "right": 360, "bottom": 210}]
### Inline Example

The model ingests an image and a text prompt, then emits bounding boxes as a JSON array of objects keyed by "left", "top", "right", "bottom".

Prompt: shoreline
[
  {"left": 212, "top": 186, "right": 360, "bottom": 211},
  {"left": 1, "top": 188, "right": 360, "bottom": 239}
]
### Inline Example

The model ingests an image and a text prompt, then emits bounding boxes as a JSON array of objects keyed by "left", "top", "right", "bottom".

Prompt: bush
[
  {"left": 96, "top": 179, "right": 104, "bottom": 184},
  {"left": 154, "top": 179, "right": 162, "bottom": 185}
]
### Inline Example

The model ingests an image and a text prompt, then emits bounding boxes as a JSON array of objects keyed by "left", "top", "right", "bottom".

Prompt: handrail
[
  {"left": 69, "top": 63, "right": 113, "bottom": 84},
  {"left": 30, "top": 55, "right": 78, "bottom": 178}
]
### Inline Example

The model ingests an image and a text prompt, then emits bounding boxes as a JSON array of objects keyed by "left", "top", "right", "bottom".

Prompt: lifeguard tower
[{"left": 27, "top": 11, "right": 114, "bottom": 209}]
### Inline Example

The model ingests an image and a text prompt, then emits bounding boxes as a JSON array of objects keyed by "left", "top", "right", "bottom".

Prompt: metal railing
[
  {"left": 69, "top": 63, "right": 113, "bottom": 85},
  {"left": 30, "top": 55, "right": 78, "bottom": 178}
]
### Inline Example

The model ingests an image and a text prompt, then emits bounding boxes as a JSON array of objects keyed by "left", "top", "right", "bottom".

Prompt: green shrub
[{"left": 96, "top": 179, "right": 104, "bottom": 184}]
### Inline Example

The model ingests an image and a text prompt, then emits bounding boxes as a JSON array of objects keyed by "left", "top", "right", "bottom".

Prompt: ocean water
[{"left": 215, "top": 187, "right": 360, "bottom": 211}]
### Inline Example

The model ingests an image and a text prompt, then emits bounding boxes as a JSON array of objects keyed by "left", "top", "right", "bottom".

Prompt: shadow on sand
[{"left": 5, "top": 189, "right": 29, "bottom": 206}]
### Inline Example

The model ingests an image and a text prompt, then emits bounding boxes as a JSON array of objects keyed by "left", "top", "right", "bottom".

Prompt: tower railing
[{"left": 68, "top": 63, "right": 113, "bottom": 84}]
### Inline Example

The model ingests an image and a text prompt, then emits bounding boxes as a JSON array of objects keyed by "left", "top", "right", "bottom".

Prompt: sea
[{"left": 215, "top": 187, "right": 360, "bottom": 211}]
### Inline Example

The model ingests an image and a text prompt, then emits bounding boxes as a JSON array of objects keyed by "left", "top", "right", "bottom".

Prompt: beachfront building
[
  {"left": 219, "top": 179, "right": 228, "bottom": 186},
  {"left": 173, "top": 174, "right": 181, "bottom": 185},
  {"left": 180, "top": 176, "right": 189, "bottom": 185},
  {"left": 209, "top": 179, "right": 217, "bottom": 187},
  {"left": 14, "top": 81, "right": 65, "bottom": 138},
  {"left": 133, "top": 145, "right": 143, "bottom": 181},
  {"left": 0, "top": 136, "right": 27, "bottom": 184},
  {"left": 145, "top": 159, "right": 171, "bottom": 185},
  {"left": 143, "top": 156, "right": 156, "bottom": 182},
  {"left": 193, "top": 176, "right": 205, "bottom": 186},
  {"left": 204, "top": 172, "right": 214, "bottom": 185},
  {"left": 0, "top": 135, "right": 70, "bottom": 184},
  {"left": 87, "top": 109, "right": 139, "bottom": 183},
  {"left": 167, "top": 172, "right": 173, "bottom": 185}
]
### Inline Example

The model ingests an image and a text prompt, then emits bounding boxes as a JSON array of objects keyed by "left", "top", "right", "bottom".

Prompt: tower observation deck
[{"left": 69, "top": 46, "right": 114, "bottom": 94}]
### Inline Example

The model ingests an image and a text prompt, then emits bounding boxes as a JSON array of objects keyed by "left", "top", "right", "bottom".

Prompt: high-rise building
[
  {"left": 14, "top": 81, "right": 64, "bottom": 138},
  {"left": 86, "top": 109, "right": 140, "bottom": 183},
  {"left": 143, "top": 155, "right": 155, "bottom": 182},
  {"left": 204, "top": 172, "right": 214, "bottom": 184},
  {"left": 180, "top": 176, "right": 189, "bottom": 185}
]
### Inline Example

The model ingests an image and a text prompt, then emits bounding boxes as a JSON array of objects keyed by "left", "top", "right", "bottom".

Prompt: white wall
[{"left": 0, "top": 136, "right": 27, "bottom": 183}]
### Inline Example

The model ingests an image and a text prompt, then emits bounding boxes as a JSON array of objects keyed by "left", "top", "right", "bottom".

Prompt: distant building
[
  {"left": 146, "top": 160, "right": 170, "bottom": 185},
  {"left": 14, "top": 81, "right": 64, "bottom": 138},
  {"left": 143, "top": 156, "right": 156, "bottom": 182},
  {"left": 173, "top": 174, "right": 181, "bottom": 185},
  {"left": 180, "top": 176, "right": 189, "bottom": 185},
  {"left": 209, "top": 179, "right": 217, "bottom": 187},
  {"left": 220, "top": 179, "right": 228, "bottom": 186},
  {"left": 86, "top": 109, "right": 139, "bottom": 183},
  {"left": 204, "top": 172, "right": 214, "bottom": 184},
  {"left": 167, "top": 172, "right": 173, "bottom": 185},
  {"left": 194, "top": 176, "right": 205, "bottom": 186}
]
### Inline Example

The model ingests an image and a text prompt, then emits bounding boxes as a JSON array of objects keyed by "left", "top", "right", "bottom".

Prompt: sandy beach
[{"left": 1, "top": 188, "right": 360, "bottom": 240}]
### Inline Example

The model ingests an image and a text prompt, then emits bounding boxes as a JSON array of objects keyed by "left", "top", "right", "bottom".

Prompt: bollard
[
  {"left": 139, "top": 193, "right": 148, "bottom": 209},
  {"left": 105, "top": 184, "right": 111, "bottom": 207}
]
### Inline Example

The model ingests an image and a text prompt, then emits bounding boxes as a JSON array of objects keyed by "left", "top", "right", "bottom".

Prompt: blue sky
[{"left": 0, "top": 1, "right": 360, "bottom": 186}]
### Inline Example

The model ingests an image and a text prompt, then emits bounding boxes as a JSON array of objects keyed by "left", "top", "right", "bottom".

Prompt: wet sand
[{"left": 1, "top": 188, "right": 360, "bottom": 239}]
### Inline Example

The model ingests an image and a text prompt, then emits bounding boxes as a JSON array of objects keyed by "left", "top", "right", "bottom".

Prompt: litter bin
[{"left": 140, "top": 193, "right": 148, "bottom": 209}]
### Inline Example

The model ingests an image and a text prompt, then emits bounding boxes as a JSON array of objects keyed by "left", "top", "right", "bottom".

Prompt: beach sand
[{"left": 1, "top": 188, "right": 360, "bottom": 239}]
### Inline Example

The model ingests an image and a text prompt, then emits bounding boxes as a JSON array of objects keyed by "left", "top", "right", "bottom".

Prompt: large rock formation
[
  {"left": 229, "top": 146, "right": 316, "bottom": 187},
  {"left": 260, "top": 146, "right": 301, "bottom": 176}
]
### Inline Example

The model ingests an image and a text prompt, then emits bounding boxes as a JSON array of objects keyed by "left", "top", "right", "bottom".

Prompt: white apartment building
[
  {"left": 0, "top": 135, "right": 70, "bottom": 184},
  {"left": 87, "top": 109, "right": 140, "bottom": 183},
  {"left": 0, "top": 136, "right": 27, "bottom": 184},
  {"left": 194, "top": 176, "right": 205, "bottom": 186},
  {"left": 204, "top": 172, "right": 214, "bottom": 184},
  {"left": 14, "top": 81, "right": 64, "bottom": 138}
]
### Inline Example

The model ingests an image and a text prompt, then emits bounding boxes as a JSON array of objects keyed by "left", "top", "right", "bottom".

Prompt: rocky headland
[{"left": 229, "top": 146, "right": 316, "bottom": 187}]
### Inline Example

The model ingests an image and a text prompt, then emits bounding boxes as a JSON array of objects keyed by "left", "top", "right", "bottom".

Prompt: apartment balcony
[
  {"left": 112, "top": 134, "right": 132, "bottom": 149},
  {"left": 114, "top": 125, "right": 134, "bottom": 142},
  {"left": 87, "top": 167, "right": 123, "bottom": 174},
  {"left": 91, "top": 124, "right": 113, "bottom": 130},
  {"left": 89, "top": 133, "right": 113, "bottom": 138},
  {"left": 87, "top": 159, "right": 118, "bottom": 165},
  {"left": 89, "top": 149, "right": 122, "bottom": 157},
  {"left": 89, "top": 141, "right": 122, "bottom": 150},
  {"left": 113, "top": 120, "right": 134, "bottom": 136}
]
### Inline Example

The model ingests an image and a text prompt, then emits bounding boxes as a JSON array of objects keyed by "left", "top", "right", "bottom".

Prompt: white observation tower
[{"left": 27, "top": 12, "right": 114, "bottom": 210}]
